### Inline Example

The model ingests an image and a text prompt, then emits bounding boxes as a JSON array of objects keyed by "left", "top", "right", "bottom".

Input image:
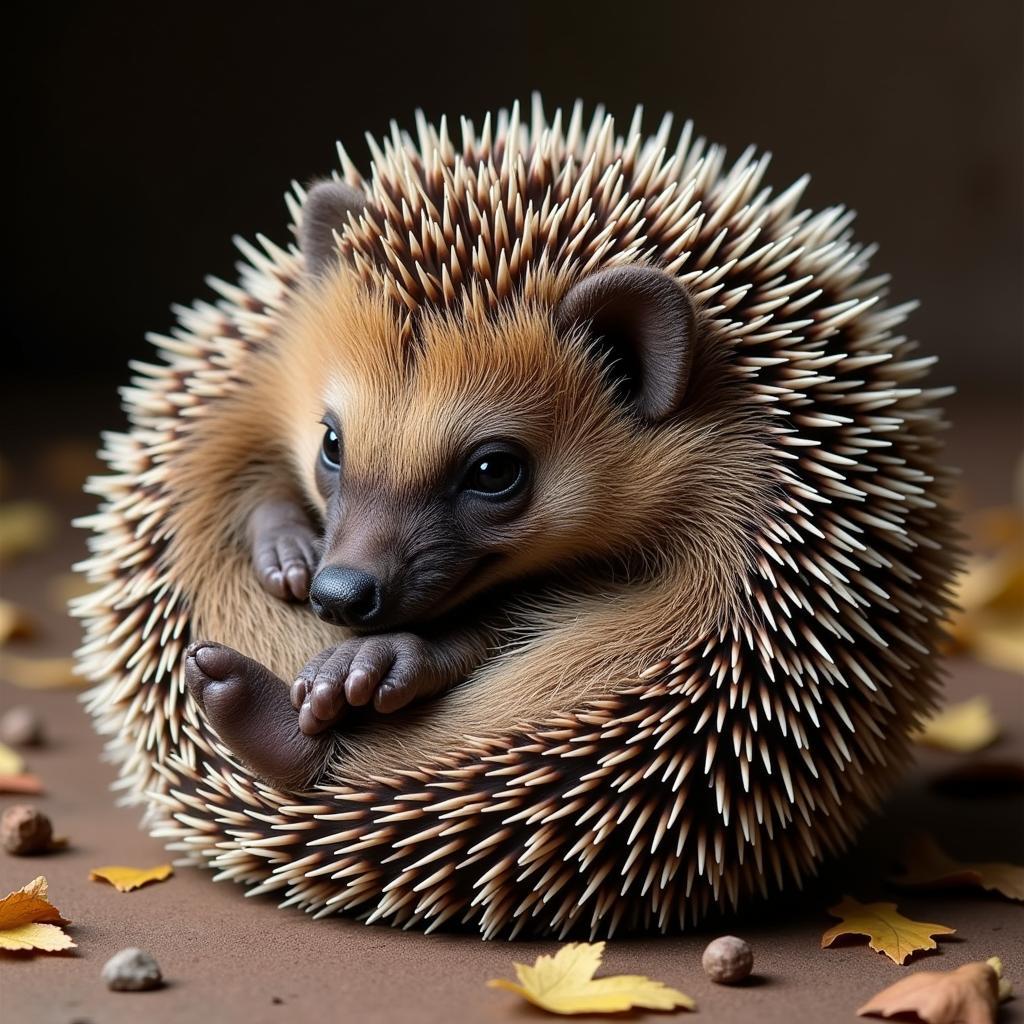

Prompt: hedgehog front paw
[
  {"left": 185, "top": 640, "right": 331, "bottom": 790},
  {"left": 290, "top": 633, "right": 443, "bottom": 734},
  {"left": 248, "top": 501, "right": 319, "bottom": 602}
]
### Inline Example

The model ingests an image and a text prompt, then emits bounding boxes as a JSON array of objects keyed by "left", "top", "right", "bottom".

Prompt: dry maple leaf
[
  {"left": 858, "top": 956, "right": 1011, "bottom": 1024},
  {"left": 822, "top": 896, "right": 956, "bottom": 965},
  {"left": 0, "top": 875, "right": 75, "bottom": 953},
  {"left": 0, "top": 654, "right": 83, "bottom": 690},
  {"left": 89, "top": 864, "right": 174, "bottom": 892},
  {"left": 487, "top": 941, "right": 695, "bottom": 1015},
  {"left": 913, "top": 698, "right": 999, "bottom": 754},
  {"left": 891, "top": 833, "right": 1024, "bottom": 902}
]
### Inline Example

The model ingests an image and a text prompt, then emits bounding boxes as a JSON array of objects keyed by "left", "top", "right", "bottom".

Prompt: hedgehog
[{"left": 75, "top": 98, "right": 959, "bottom": 939}]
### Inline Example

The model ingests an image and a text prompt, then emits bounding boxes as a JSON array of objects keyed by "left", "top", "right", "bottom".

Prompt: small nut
[
  {"left": 0, "top": 706, "right": 45, "bottom": 747},
  {"left": 701, "top": 935, "right": 753, "bottom": 984},
  {"left": 1, "top": 804, "right": 53, "bottom": 855},
  {"left": 102, "top": 947, "right": 164, "bottom": 991}
]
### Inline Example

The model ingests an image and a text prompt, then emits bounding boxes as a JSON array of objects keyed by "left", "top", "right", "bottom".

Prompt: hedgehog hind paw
[{"left": 184, "top": 640, "right": 332, "bottom": 791}]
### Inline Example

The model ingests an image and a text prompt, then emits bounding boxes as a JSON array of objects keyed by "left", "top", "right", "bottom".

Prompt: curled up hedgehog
[{"left": 76, "top": 99, "right": 958, "bottom": 938}]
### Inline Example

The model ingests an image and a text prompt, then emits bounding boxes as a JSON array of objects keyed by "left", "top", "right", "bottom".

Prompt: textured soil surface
[{"left": 1, "top": 402, "right": 1021, "bottom": 1024}]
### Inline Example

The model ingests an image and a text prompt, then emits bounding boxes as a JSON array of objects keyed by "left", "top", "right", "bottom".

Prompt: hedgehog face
[{"left": 284, "top": 265, "right": 700, "bottom": 632}]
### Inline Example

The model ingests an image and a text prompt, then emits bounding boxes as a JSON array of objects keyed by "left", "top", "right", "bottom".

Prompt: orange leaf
[
  {"left": 891, "top": 833, "right": 1024, "bottom": 902},
  {"left": 89, "top": 864, "right": 174, "bottom": 892},
  {"left": 0, "top": 773, "right": 45, "bottom": 795},
  {"left": 859, "top": 956, "right": 1010, "bottom": 1023},
  {"left": 822, "top": 896, "right": 956, "bottom": 965},
  {"left": 0, "top": 876, "right": 75, "bottom": 953}
]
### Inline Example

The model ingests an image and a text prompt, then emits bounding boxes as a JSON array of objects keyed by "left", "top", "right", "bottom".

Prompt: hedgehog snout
[{"left": 309, "top": 566, "right": 385, "bottom": 629}]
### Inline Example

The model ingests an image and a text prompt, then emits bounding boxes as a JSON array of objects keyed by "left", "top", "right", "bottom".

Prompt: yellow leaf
[
  {"left": 0, "top": 502, "right": 56, "bottom": 563},
  {"left": 858, "top": 956, "right": 1010, "bottom": 1022},
  {"left": 0, "top": 741, "right": 25, "bottom": 775},
  {"left": 487, "top": 941, "right": 695, "bottom": 1015},
  {"left": 0, "top": 923, "right": 76, "bottom": 952},
  {"left": 971, "top": 610, "right": 1024, "bottom": 674},
  {"left": 0, "top": 599, "right": 34, "bottom": 644},
  {"left": 0, "top": 654, "right": 83, "bottom": 690},
  {"left": 0, "top": 876, "right": 75, "bottom": 953},
  {"left": 891, "top": 833, "right": 1024, "bottom": 902},
  {"left": 821, "top": 896, "right": 956, "bottom": 966},
  {"left": 89, "top": 864, "right": 174, "bottom": 893},
  {"left": 913, "top": 698, "right": 999, "bottom": 754}
]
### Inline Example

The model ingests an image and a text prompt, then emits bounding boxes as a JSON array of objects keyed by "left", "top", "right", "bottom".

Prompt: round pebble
[
  {"left": 0, "top": 705, "right": 45, "bottom": 747},
  {"left": 102, "top": 947, "right": 164, "bottom": 991},
  {"left": 701, "top": 935, "right": 753, "bottom": 984},
  {"left": 1, "top": 804, "right": 53, "bottom": 855}
]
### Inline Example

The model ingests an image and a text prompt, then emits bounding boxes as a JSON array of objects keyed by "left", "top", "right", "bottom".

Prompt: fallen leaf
[
  {"left": 950, "top": 502, "right": 1024, "bottom": 672},
  {"left": 89, "top": 864, "right": 174, "bottom": 893},
  {"left": 487, "top": 941, "right": 695, "bottom": 1015},
  {"left": 822, "top": 896, "right": 956, "bottom": 965},
  {"left": 0, "top": 876, "right": 75, "bottom": 953},
  {"left": 0, "top": 502, "right": 56, "bottom": 563},
  {"left": 0, "top": 654, "right": 83, "bottom": 689},
  {"left": 913, "top": 698, "right": 999, "bottom": 754},
  {"left": 0, "top": 600, "right": 34, "bottom": 644},
  {"left": 0, "top": 774, "right": 45, "bottom": 795},
  {"left": 0, "top": 742, "right": 25, "bottom": 775},
  {"left": 970, "top": 611, "right": 1024, "bottom": 675},
  {"left": 891, "top": 833, "right": 1024, "bottom": 902},
  {"left": 859, "top": 956, "right": 1010, "bottom": 1023}
]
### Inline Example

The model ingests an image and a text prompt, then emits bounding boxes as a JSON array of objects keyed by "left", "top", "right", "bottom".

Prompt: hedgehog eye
[
  {"left": 320, "top": 426, "right": 342, "bottom": 469},
  {"left": 461, "top": 450, "right": 526, "bottom": 499}
]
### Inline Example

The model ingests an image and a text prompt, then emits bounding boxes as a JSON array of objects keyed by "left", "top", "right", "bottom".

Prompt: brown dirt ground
[{"left": 1, "top": 401, "right": 1021, "bottom": 1024}]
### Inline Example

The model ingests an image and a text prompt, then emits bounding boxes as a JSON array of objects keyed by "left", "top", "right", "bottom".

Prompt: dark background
[{"left": 8, "top": 0, "right": 1023, "bottom": 424}]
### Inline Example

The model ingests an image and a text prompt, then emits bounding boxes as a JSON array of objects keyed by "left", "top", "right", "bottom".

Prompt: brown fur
[
  {"left": 75, "top": 102, "right": 958, "bottom": 936},
  {"left": 173, "top": 267, "right": 772, "bottom": 779}
]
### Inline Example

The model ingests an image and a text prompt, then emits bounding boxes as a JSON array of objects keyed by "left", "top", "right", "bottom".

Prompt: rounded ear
[
  {"left": 299, "top": 180, "right": 366, "bottom": 278},
  {"left": 555, "top": 266, "right": 696, "bottom": 422}
]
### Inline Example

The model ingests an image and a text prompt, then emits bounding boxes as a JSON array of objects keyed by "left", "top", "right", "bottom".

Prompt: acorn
[{"left": 74, "top": 99, "right": 959, "bottom": 938}]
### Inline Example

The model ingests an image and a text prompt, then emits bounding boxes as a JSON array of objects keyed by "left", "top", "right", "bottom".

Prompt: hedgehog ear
[
  {"left": 299, "top": 180, "right": 366, "bottom": 278},
  {"left": 556, "top": 266, "right": 696, "bottom": 422}
]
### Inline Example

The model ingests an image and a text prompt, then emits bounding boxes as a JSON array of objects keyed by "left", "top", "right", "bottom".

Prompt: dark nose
[{"left": 309, "top": 567, "right": 384, "bottom": 628}]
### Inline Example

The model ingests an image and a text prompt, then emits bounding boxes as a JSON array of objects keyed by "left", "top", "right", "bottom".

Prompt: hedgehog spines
[{"left": 75, "top": 98, "right": 957, "bottom": 938}]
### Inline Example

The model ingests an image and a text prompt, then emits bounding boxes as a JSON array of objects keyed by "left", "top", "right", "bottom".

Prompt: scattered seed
[
  {"left": 701, "top": 935, "right": 753, "bottom": 984},
  {"left": 0, "top": 705, "right": 45, "bottom": 747},
  {"left": 1, "top": 804, "right": 54, "bottom": 855},
  {"left": 102, "top": 948, "right": 164, "bottom": 992}
]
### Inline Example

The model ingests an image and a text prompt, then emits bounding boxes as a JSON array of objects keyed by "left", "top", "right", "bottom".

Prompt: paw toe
[{"left": 188, "top": 641, "right": 239, "bottom": 681}]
